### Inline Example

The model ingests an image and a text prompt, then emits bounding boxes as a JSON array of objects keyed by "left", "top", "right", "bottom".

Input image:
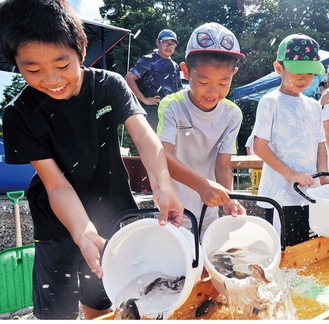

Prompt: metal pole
[
  {"left": 121, "top": 33, "right": 133, "bottom": 148},
  {"left": 122, "top": 30, "right": 141, "bottom": 147},
  {"left": 101, "top": 27, "right": 106, "bottom": 69},
  {"left": 127, "top": 32, "right": 132, "bottom": 73}
]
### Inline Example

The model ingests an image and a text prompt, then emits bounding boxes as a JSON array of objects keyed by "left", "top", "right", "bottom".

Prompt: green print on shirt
[{"left": 96, "top": 105, "right": 112, "bottom": 119}]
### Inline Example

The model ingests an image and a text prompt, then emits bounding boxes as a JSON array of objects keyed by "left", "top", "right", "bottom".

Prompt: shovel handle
[
  {"left": 14, "top": 204, "right": 22, "bottom": 247},
  {"left": 6, "top": 190, "right": 25, "bottom": 205},
  {"left": 6, "top": 190, "right": 25, "bottom": 247},
  {"left": 293, "top": 172, "right": 329, "bottom": 203}
]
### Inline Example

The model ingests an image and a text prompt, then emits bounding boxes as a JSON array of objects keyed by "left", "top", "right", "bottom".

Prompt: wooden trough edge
[{"left": 280, "top": 236, "right": 329, "bottom": 269}]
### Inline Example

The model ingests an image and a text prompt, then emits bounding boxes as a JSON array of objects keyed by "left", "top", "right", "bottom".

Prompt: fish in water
[
  {"left": 118, "top": 298, "right": 141, "bottom": 320},
  {"left": 211, "top": 253, "right": 234, "bottom": 277},
  {"left": 248, "top": 264, "right": 270, "bottom": 284},
  {"left": 195, "top": 300, "right": 217, "bottom": 318},
  {"left": 144, "top": 275, "right": 185, "bottom": 295},
  {"left": 210, "top": 251, "right": 249, "bottom": 279},
  {"left": 118, "top": 298, "right": 165, "bottom": 320},
  {"left": 225, "top": 247, "right": 242, "bottom": 253}
]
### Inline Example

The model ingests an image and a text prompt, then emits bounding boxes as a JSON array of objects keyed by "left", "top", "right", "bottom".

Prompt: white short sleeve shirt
[{"left": 253, "top": 89, "right": 325, "bottom": 207}]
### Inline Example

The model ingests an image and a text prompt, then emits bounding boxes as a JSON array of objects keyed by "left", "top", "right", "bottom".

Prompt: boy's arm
[
  {"left": 31, "top": 158, "right": 106, "bottom": 279},
  {"left": 254, "top": 136, "right": 314, "bottom": 187},
  {"left": 215, "top": 153, "right": 234, "bottom": 190},
  {"left": 320, "top": 91, "right": 329, "bottom": 106},
  {"left": 317, "top": 142, "right": 329, "bottom": 185},
  {"left": 215, "top": 153, "right": 246, "bottom": 216},
  {"left": 125, "top": 114, "right": 183, "bottom": 226},
  {"left": 324, "top": 120, "right": 329, "bottom": 144},
  {"left": 162, "top": 142, "right": 231, "bottom": 208}
]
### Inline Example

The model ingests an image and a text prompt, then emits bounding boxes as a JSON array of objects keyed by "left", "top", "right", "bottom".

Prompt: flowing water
[{"left": 208, "top": 247, "right": 297, "bottom": 320}]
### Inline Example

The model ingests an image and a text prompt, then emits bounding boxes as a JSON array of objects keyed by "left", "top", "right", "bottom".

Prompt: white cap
[{"left": 186, "top": 22, "right": 245, "bottom": 59}]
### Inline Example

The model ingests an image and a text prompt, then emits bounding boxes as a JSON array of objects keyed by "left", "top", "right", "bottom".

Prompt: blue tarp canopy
[
  {"left": 233, "top": 50, "right": 329, "bottom": 102},
  {"left": 0, "top": 19, "right": 131, "bottom": 72}
]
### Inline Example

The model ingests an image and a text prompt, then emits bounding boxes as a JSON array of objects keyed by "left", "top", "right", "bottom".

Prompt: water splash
[
  {"left": 224, "top": 267, "right": 297, "bottom": 319},
  {"left": 208, "top": 247, "right": 297, "bottom": 319}
]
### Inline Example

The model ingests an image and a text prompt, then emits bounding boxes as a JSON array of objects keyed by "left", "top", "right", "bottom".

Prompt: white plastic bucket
[
  {"left": 201, "top": 215, "right": 281, "bottom": 296},
  {"left": 307, "top": 184, "right": 329, "bottom": 237},
  {"left": 102, "top": 218, "right": 204, "bottom": 319}
]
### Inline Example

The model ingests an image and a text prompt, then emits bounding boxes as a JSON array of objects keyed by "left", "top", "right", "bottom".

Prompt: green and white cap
[{"left": 276, "top": 34, "right": 325, "bottom": 75}]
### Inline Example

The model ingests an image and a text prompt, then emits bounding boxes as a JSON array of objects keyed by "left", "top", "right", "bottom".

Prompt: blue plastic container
[{"left": 0, "top": 141, "right": 34, "bottom": 194}]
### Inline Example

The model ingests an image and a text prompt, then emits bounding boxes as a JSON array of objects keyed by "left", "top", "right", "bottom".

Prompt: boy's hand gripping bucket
[
  {"left": 201, "top": 194, "right": 284, "bottom": 297},
  {"left": 294, "top": 172, "right": 329, "bottom": 237},
  {"left": 101, "top": 208, "right": 204, "bottom": 320}
]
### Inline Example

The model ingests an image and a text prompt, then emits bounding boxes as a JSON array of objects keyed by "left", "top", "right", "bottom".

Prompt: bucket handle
[
  {"left": 293, "top": 172, "right": 329, "bottom": 204},
  {"left": 199, "top": 193, "right": 287, "bottom": 251},
  {"left": 107, "top": 208, "right": 200, "bottom": 268}
]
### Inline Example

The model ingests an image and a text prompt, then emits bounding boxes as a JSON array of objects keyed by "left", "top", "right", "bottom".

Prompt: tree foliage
[
  {"left": 2, "top": 0, "right": 329, "bottom": 149},
  {"left": 0, "top": 74, "right": 26, "bottom": 117},
  {"left": 97, "top": 0, "right": 329, "bottom": 153},
  {"left": 99, "top": 0, "right": 329, "bottom": 86}
]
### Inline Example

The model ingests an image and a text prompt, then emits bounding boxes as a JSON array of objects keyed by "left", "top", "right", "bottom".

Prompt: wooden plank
[
  {"left": 95, "top": 271, "right": 229, "bottom": 320},
  {"left": 280, "top": 236, "right": 329, "bottom": 269},
  {"left": 123, "top": 155, "right": 263, "bottom": 170},
  {"left": 168, "top": 273, "right": 226, "bottom": 320},
  {"left": 231, "top": 155, "right": 263, "bottom": 169}
]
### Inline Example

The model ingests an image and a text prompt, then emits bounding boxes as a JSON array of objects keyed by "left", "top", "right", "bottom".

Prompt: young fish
[
  {"left": 211, "top": 252, "right": 249, "bottom": 279},
  {"left": 225, "top": 247, "right": 242, "bottom": 253},
  {"left": 248, "top": 264, "right": 270, "bottom": 284},
  {"left": 195, "top": 300, "right": 217, "bottom": 318},
  {"left": 144, "top": 275, "right": 185, "bottom": 295},
  {"left": 119, "top": 298, "right": 140, "bottom": 320},
  {"left": 211, "top": 253, "right": 235, "bottom": 277}
]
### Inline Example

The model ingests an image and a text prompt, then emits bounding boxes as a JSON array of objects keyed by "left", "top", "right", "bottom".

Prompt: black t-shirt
[{"left": 3, "top": 67, "right": 146, "bottom": 239}]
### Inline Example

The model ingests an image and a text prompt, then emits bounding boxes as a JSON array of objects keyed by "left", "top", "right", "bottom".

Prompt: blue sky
[{"left": 0, "top": 0, "right": 103, "bottom": 100}]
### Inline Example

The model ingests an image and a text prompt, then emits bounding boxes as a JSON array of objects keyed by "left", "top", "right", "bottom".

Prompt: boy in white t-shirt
[
  {"left": 157, "top": 22, "right": 246, "bottom": 234},
  {"left": 253, "top": 34, "right": 329, "bottom": 246},
  {"left": 320, "top": 80, "right": 329, "bottom": 165}
]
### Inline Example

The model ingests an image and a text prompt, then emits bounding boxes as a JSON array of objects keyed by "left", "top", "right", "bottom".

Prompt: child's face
[
  {"left": 15, "top": 41, "right": 85, "bottom": 100},
  {"left": 185, "top": 62, "right": 238, "bottom": 111},
  {"left": 274, "top": 61, "right": 314, "bottom": 97}
]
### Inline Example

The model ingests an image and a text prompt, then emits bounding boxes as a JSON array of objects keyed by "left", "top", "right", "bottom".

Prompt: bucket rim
[
  {"left": 102, "top": 218, "right": 203, "bottom": 319},
  {"left": 201, "top": 215, "right": 281, "bottom": 284},
  {"left": 307, "top": 184, "right": 329, "bottom": 201}
]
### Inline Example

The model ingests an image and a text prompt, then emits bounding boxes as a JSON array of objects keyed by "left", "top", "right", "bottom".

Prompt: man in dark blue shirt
[{"left": 125, "top": 29, "right": 182, "bottom": 131}]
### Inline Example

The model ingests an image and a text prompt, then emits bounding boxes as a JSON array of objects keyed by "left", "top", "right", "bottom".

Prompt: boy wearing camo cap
[{"left": 158, "top": 22, "right": 246, "bottom": 235}]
